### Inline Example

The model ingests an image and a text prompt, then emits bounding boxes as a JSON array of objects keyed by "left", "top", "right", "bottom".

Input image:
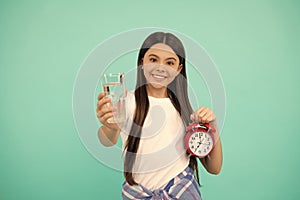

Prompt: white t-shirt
[{"left": 120, "top": 91, "right": 189, "bottom": 190}]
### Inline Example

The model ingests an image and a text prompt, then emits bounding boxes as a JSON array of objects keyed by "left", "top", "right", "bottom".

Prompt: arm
[
  {"left": 96, "top": 92, "right": 121, "bottom": 146},
  {"left": 200, "top": 121, "right": 223, "bottom": 174},
  {"left": 191, "top": 107, "right": 223, "bottom": 174},
  {"left": 98, "top": 126, "right": 121, "bottom": 146}
]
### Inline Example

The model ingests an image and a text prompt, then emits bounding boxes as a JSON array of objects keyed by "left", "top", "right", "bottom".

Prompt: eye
[
  {"left": 150, "top": 58, "right": 157, "bottom": 62},
  {"left": 166, "top": 61, "right": 175, "bottom": 66}
]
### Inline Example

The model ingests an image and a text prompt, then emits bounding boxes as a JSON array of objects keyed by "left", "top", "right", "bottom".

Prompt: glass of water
[{"left": 101, "top": 73, "right": 126, "bottom": 124}]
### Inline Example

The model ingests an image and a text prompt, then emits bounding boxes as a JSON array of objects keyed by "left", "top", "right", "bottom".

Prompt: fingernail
[{"left": 190, "top": 114, "right": 194, "bottom": 120}]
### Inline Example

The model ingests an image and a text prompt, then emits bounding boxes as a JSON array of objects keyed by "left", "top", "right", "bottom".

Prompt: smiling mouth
[{"left": 151, "top": 74, "right": 168, "bottom": 79}]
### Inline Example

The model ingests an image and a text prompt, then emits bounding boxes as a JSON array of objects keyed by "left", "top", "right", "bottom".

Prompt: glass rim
[{"left": 101, "top": 73, "right": 125, "bottom": 85}]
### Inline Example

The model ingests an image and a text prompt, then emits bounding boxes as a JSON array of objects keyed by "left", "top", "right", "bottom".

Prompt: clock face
[{"left": 188, "top": 131, "right": 213, "bottom": 157}]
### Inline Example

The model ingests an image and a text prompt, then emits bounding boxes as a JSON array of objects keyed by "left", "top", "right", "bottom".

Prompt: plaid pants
[{"left": 122, "top": 167, "right": 202, "bottom": 200}]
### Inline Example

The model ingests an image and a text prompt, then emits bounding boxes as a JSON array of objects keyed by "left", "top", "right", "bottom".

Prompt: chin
[{"left": 148, "top": 82, "right": 166, "bottom": 89}]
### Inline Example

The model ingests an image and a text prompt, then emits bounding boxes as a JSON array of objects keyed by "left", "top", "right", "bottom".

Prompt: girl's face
[{"left": 142, "top": 43, "right": 182, "bottom": 92}]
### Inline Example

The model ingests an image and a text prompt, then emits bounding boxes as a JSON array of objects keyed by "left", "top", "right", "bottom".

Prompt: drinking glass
[{"left": 101, "top": 73, "right": 126, "bottom": 124}]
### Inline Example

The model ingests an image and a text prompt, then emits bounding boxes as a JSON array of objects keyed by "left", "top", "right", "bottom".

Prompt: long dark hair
[{"left": 124, "top": 32, "right": 199, "bottom": 185}]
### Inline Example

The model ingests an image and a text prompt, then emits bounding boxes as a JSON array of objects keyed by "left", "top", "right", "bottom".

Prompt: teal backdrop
[{"left": 1, "top": 0, "right": 299, "bottom": 199}]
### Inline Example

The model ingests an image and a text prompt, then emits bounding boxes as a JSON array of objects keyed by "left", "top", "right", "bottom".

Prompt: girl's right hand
[{"left": 96, "top": 92, "right": 119, "bottom": 131}]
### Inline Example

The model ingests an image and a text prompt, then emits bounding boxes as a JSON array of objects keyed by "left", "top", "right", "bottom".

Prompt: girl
[{"left": 96, "top": 32, "right": 223, "bottom": 199}]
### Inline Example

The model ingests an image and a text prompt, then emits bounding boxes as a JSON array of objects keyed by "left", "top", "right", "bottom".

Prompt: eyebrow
[{"left": 148, "top": 54, "right": 177, "bottom": 61}]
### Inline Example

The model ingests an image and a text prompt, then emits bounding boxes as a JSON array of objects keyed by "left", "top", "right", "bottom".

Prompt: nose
[{"left": 155, "top": 64, "right": 166, "bottom": 73}]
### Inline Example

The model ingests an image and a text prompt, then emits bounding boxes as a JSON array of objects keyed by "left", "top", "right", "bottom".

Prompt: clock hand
[
  {"left": 194, "top": 142, "right": 201, "bottom": 151},
  {"left": 194, "top": 137, "right": 206, "bottom": 152},
  {"left": 200, "top": 137, "right": 204, "bottom": 144}
]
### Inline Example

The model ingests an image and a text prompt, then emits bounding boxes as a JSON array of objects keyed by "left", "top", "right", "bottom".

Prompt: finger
[
  {"left": 100, "top": 112, "right": 114, "bottom": 124},
  {"left": 201, "top": 110, "right": 212, "bottom": 121},
  {"left": 201, "top": 115, "right": 210, "bottom": 123},
  {"left": 97, "top": 105, "right": 113, "bottom": 118},
  {"left": 198, "top": 107, "right": 206, "bottom": 114},
  {"left": 198, "top": 107, "right": 209, "bottom": 118},
  {"left": 97, "top": 110, "right": 102, "bottom": 118},
  {"left": 97, "top": 98, "right": 112, "bottom": 111},
  {"left": 191, "top": 107, "right": 207, "bottom": 122},
  {"left": 98, "top": 92, "right": 106, "bottom": 101},
  {"left": 190, "top": 114, "right": 195, "bottom": 121},
  {"left": 195, "top": 108, "right": 207, "bottom": 123},
  {"left": 98, "top": 95, "right": 111, "bottom": 106},
  {"left": 199, "top": 115, "right": 207, "bottom": 124},
  {"left": 97, "top": 110, "right": 105, "bottom": 120},
  {"left": 207, "top": 113, "right": 216, "bottom": 123},
  {"left": 202, "top": 112, "right": 216, "bottom": 124}
]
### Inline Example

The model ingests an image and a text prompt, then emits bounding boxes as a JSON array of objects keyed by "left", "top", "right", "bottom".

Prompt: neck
[{"left": 146, "top": 85, "right": 168, "bottom": 98}]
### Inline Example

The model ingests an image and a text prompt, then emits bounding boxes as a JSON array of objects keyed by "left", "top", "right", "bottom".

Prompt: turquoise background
[{"left": 1, "top": 0, "right": 299, "bottom": 199}]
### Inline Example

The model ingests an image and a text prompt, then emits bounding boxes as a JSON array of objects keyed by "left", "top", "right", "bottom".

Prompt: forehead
[{"left": 145, "top": 43, "right": 177, "bottom": 58}]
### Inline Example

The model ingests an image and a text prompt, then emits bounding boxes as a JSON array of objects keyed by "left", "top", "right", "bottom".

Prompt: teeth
[{"left": 152, "top": 74, "right": 166, "bottom": 79}]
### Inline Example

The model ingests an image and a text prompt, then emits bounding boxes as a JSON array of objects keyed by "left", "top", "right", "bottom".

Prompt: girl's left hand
[{"left": 190, "top": 107, "right": 216, "bottom": 124}]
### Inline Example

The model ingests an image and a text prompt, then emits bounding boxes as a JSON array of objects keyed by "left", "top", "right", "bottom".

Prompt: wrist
[{"left": 102, "top": 125, "right": 119, "bottom": 135}]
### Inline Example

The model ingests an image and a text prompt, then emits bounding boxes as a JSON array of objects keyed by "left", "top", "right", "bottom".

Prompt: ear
[
  {"left": 139, "top": 58, "right": 144, "bottom": 69},
  {"left": 177, "top": 64, "right": 183, "bottom": 74},
  {"left": 141, "top": 58, "right": 144, "bottom": 69}
]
